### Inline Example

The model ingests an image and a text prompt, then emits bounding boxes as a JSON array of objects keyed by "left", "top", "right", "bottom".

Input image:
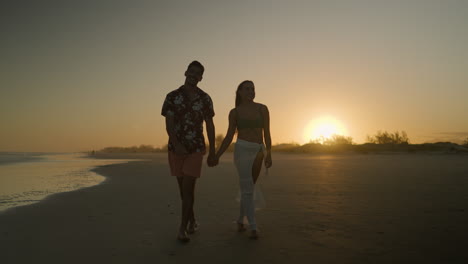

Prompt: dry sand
[{"left": 1, "top": 152, "right": 468, "bottom": 263}]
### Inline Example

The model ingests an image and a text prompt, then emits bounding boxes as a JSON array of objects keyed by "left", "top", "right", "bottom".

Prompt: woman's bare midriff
[{"left": 237, "top": 128, "right": 264, "bottom": 144}]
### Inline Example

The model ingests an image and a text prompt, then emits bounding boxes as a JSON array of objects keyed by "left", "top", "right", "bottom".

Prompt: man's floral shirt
[{"left": 161, "top": 86, "right": 215, "bottom": 154}]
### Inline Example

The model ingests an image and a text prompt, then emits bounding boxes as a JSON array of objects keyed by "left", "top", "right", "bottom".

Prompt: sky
[{"left": 1, "top": 0, "right": 468, "bottom": 152}]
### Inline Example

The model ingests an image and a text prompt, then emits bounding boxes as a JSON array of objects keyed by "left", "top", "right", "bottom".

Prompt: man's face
[{"left": 184, "top": 66, "right": 203, "bottom": 87}]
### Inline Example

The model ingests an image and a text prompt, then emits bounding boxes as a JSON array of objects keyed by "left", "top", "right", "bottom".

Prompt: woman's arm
[
  {"left": 261, "top": 105, "right": 272, "bottom": 168},
  {"left": 215, "top": 109, "right": 237, "bottom": 160}
]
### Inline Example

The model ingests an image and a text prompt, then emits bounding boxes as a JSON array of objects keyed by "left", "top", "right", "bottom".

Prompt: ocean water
[{"left": 0, "top": 152, "right": 132, "bottom": 211}]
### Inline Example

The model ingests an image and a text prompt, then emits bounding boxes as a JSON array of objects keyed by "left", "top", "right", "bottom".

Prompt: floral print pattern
[{"left": 161, "top": 86, "right": 215, "bottom": 154}]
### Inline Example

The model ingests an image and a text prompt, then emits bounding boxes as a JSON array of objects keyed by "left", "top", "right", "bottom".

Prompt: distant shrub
[
  {"left": 100, "top": 144, "right": 165, "bottom": 153},
  {"left": 366, "top": 130, "right": 409, "bottom": 144},
  {"left": 310, "top": 134, "right": 353, "bottom": 146},
  {"left": 323, "top": 134, "right": 354, "bottom": 146},
  {"left": 463, "top": 138, "right": 468, "bottom": 147}
]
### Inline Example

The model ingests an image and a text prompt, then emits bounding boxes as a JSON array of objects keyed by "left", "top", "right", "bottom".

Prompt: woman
[{"left": 214, "top": 80, "right": 272, "bottom": 239}]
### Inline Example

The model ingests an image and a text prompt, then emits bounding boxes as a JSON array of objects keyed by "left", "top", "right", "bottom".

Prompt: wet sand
[{"left": 1, "top": 153, "right": 468, "bottom": 263}]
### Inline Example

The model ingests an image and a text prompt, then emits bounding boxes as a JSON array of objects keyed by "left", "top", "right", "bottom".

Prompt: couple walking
[{"left": 161, "top": 61, "right": 272, "bottom": 242}]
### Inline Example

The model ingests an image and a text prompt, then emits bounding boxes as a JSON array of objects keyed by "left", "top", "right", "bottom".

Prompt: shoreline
[
  {"left": 0, "top": 153, "right": 144, "bottom": 213},
  {"left": 0, "top": 158, "right": 146, "bottom": 216}
]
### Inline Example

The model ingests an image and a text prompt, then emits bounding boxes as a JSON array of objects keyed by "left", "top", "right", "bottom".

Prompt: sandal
[
  {"left": 249, "top": 230, "right": 259, "bottom": 240},
  {"left": 187, "top": 221, "right": 199, "bottom": 234},
  {"left": 237, "top": 222, "right": 246, "bottom": 232},
  {"left": 177, "top": 231, "right": 190, "bottom": 243}
]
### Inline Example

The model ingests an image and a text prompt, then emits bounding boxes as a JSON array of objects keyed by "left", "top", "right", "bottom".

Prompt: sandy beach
[{"left": 1, "top": 152, "right": 468, "bottom": 263}]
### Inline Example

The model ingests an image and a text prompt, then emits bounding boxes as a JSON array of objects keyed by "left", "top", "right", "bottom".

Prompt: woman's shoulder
[
  {"left": 255, "top": 103, "right": 268, "bottom": 111},
  {"left": 229, "top": 108, "right": 237, "bottom": 116}
]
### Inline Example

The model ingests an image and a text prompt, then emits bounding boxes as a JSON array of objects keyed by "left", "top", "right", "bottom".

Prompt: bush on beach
[{"left": 366, "top": 130, "right": 409, "bottom": 145}]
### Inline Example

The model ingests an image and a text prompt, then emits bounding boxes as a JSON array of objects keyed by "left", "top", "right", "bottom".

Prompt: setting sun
[{"left": 303, "top": 116, "right": 348, "bottom": 143}]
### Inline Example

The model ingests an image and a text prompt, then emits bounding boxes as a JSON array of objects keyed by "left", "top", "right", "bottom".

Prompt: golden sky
[{"left": 1, "top": 0, "right": 468, "bottom": 152}]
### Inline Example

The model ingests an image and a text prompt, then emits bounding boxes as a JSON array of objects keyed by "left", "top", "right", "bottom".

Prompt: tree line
[{"left": 93, "top": 131, "right": 468, "bottom": 153}]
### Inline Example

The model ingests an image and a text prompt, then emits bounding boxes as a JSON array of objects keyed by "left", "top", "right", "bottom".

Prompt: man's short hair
[{"left": 187, "top": 60, "right": 205, "bottom": 75}]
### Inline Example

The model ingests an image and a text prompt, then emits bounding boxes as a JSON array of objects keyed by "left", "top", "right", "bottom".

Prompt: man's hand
[{"left": 174, "top": 143, "right": 188, "bottom": 155}]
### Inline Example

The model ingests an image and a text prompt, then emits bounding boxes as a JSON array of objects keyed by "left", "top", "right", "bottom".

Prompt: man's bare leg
[
  {"left": 177, "top": 176, "right": 197, "bottom": 241},
  {"left": 177, "top": 177, "right": 196, "bottom": 225}
]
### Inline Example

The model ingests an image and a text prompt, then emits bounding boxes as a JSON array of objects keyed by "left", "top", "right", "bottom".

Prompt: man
[{"left": 161, "top": 60, "right": 216, "bottom": 242}]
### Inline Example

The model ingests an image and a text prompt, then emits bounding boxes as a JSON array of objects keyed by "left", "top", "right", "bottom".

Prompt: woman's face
[{"left": 239, "top": 82, "right": 255, "bottom": 102}]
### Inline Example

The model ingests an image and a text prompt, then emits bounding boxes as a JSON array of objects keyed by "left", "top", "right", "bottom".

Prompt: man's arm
[
  {"left": 165, "top": 115, "right": 187, "bottom": 155},
  {"left": 205, "top": 117, "right": 216, "bottom": 155},
  {"left": 215, "top": 109, "right": 237, "bottom": 159}
]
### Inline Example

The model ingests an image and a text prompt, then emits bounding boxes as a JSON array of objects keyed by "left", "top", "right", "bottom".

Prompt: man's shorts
[{"left": 168, "top": 151, "right": 204, "bottom": 178}]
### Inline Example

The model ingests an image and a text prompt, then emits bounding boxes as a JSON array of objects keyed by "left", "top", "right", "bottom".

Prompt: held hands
[{"left": 207, "top": 153, "right": 219, "bottom": 167}]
